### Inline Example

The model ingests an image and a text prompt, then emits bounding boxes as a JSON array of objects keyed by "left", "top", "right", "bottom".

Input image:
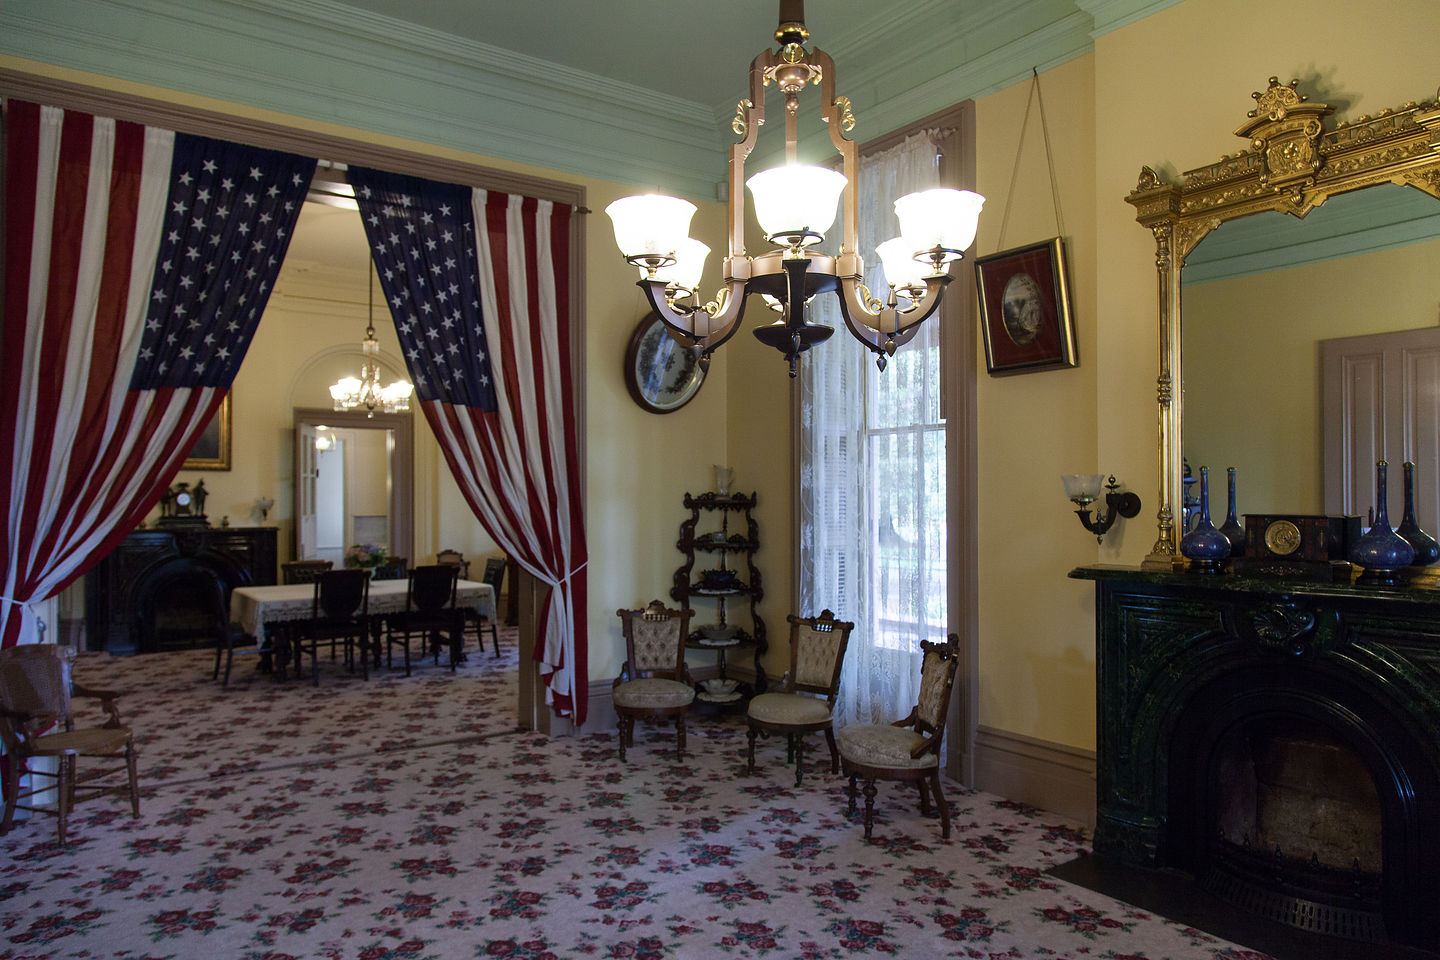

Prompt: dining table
[{"left": 229, "top": 577, "right": 496, "bottom": 677}]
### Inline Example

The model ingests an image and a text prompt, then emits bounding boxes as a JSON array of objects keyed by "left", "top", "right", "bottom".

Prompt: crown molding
[
  {"left": 1, "top": 0, "right": 1149, "bottom": 200},
  {"left": 1073, "top": 0, "right": 1185, "bottom": 37}
]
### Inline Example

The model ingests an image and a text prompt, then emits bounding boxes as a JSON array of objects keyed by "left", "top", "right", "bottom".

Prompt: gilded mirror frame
[{"left": 1126, "top": 78, "right": 1440, "bottom": 569}]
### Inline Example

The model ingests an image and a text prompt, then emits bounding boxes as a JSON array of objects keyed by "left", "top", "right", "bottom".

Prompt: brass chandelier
[
  {"left": 329, "top": 266, "right": 412, "bottom": 417},
  {"left": 606, "top": 0, "right": 984, "bottom": 376}
]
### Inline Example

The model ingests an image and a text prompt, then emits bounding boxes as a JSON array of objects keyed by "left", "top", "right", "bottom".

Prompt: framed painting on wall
[
  {"left": 184, "top": 394, "right": 232, "bottom": 470},
  {"left": 974, "top": 237, "right": 1078, "bottom": 375}
]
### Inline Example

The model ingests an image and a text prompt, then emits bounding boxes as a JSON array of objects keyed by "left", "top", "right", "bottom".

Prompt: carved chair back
[
  {"left": 786, "top": 609, "right": 854, "bottom": 702},
  {"left": 617, "top": 599, "right": 693, "bottom": 680}
]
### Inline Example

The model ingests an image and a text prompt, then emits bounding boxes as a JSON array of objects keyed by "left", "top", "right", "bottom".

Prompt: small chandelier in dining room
[
  {"left": 605, "top": 0, "right": 984, "bottom": 377},
  {"left": 329, "top": 266, "right": 413, "bottom": 417}
]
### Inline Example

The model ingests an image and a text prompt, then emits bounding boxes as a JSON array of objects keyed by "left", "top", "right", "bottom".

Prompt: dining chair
[
  {"left": 372, "top": 556, "right": 409, "bottom": 581},
  {"left": 385, "top": 564, "right": 463, "bottom": 676},
  {"left": 613, "top": 599, "right": 695, "bottom": 762},
  {"left": 746, "top": 609, "right": 854, "bottom": 786},
  {"left": 281, "top": 558, "right": 333, "bottom": 585},
  {"left": 435, "top": 549, "right": 471, "bottom": 580},
  {"left": 292, "top": 568, "right": 371, "bottom": 685},
  {"left": 205, "top": 570, "right": 270, "bottom": 686},
  {"left": 0, "top": 644, "right": 140, "bottom": 845},
  {"left": 838, "top": 633, "right": 960, "bottom": 842},
  {"left": 474, "top": 556, "right": 506, "bottom": 657}
]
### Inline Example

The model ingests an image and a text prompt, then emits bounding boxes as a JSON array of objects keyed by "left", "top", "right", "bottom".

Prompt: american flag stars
[
  {"left": 352, "top": 170, "right": 497, "bottom": 411},
  {"left": 131, "top": 134, "right": 313, "bottom": 389}
]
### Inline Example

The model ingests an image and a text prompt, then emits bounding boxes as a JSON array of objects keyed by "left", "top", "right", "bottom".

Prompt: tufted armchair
[
  {"left": 613, "top": 600, "right": 695, "bottom": 761},
  {"left": 745, "top": 609, "right": 853, "bottom": 786},
  {"left": 837, "top": 633, "right": 960, "bottom": 841}
]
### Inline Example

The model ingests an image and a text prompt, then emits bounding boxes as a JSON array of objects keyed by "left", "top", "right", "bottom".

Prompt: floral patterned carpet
[{"left": 0, "top": 629, "right": 1273, "bottom": 960}]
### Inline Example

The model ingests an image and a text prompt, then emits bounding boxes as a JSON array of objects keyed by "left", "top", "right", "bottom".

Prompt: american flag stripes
[
  {"left": 1, "top": 99, "right": 313, "bottom": 649},
  {"left": 350, "top": 167, "right": 588, "bottom": 723}
]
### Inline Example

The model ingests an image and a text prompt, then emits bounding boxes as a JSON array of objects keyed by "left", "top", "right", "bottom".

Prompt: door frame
[{"left": 292, "top": 408, "right": 413, "bottom": 565}]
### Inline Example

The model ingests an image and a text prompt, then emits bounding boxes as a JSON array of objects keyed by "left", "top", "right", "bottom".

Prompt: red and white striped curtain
[
  {"left": 0, "top": 99, "right": 313, "bottom": 648},
  {"left": 350, "top": 168, "right": 589, "bottom": 724}
]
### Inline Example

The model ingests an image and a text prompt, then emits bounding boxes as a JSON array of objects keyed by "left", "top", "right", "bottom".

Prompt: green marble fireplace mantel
[{"left": 1068, "top": 563, "right": 1440, "bottom": 949}]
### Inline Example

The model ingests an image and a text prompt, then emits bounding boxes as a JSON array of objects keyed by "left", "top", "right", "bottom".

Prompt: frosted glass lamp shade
[
  {"left": 330, "top": 377, "right": 361, "bottom": 401},
  {"left": 605, "top": 195, "right": 697, "bottom": 263},
  {"left": 648, "top": 237, "right": 711, "bottom": 294},
  {"left": 746, "top": 164, "right": 847, "bottom": 245},
  {"left": 893, "top": 188, "right": 986, "bottom": 257},
  {"left": 1061, "top": 474, "right": 1106, "bottom": 506},
  {"left": 875, "top": 236, "right": 930, "bottom": 290},
  {"left": 382, "top": 381, "right": 413, "bottom": 405}
]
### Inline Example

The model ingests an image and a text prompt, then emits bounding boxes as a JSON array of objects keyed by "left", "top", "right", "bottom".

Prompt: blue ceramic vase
[
  {"left": 1218, "top": 466, "right": 1246, "bottom": 557},
  {"left": 1179, "top": 466, "right": 1232, "bottom": 571},
  {"left": 1396, "top": 460, "right": 1440, "bottom": 567},
  {"left": 1348, "top": 460, "right": 1414, "bottom": 584}
]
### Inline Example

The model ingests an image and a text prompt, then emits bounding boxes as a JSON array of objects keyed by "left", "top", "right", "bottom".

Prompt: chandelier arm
[
  {"left": 728, "top": 50, "right": 772, "bottom": 266},
  {"left": 637, "top": 278, "right": 749, "bottom": 356},
  {"left": 811, "top": 46, "right": 860, "bottom": 258},
  {"left": 835, "top": 274, "right": 950, "bottom": 356}
]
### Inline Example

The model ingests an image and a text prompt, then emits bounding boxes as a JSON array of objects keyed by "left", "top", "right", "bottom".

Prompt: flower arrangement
[{"left": 344, "top": 543, "right": 389, "bottom": 569}]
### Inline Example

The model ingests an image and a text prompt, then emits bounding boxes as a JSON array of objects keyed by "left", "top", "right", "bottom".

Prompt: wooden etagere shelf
[{"left": 671, "top": 491, "right": 767, "bottom": 702}]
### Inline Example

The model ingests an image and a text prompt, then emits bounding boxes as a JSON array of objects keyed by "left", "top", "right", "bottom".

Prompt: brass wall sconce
[{"left": 1062, "top": 474, "right": 1142, "bottom": 543}]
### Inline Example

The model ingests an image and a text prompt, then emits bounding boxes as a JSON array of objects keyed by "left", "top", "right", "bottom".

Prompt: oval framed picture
[{"left": 623, "top": 311, "right": 705, "bottom": 414}]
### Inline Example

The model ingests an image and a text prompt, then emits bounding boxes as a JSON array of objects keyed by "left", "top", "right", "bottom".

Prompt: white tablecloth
[{"left": 231, "top": 578, "right": 495, "bottom": 647}]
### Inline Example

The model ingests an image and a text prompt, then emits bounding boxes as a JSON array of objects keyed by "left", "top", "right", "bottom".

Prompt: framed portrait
[
  {"left": 184, "top": 393, "right": 232, "bottom": 470},
  {"left": 623, "top": 311, "right": 706, "bottom": 414},
  {"left": 974, "top": 237, "right": 1077, "bottom": 375}
]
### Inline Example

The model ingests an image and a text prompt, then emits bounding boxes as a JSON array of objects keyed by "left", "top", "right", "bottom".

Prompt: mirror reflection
[{"left": 1181, "top": 184, "right": 1440, "bottom": 530}]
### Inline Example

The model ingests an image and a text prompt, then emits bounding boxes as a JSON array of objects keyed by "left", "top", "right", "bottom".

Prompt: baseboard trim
[{"left": 972, "top": 725, "right": 1096, "bottom": 828}]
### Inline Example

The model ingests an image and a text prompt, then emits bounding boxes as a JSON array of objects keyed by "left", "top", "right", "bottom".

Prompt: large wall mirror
[{"left": 1127, "top": 78, "right": 1440, "bottom": 568}]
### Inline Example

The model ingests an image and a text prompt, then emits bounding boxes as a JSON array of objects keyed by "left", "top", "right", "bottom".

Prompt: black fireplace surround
[
  {"left": 86, "top": 526, "right": 277, "bottom": 656},
  {"left": 1072, "top": 566, "right": 1440, "bottom": 951}
]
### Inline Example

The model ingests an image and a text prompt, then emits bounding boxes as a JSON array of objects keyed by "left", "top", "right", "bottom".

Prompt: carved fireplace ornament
[{"left": 1126, "top": 78, "right": 1440, "bottom": 569}]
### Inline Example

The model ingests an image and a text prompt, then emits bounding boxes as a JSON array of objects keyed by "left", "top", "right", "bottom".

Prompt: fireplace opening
[
  {"left": 1203, "top": 717, "right": 1385, "bottom": 942},
  {"left": 134, "top": 565, "right": 226, "bottom": 654}
]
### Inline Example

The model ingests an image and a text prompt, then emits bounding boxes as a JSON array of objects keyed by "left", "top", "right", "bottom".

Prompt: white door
[
  {"left": 1322, "top": 326, "right": 1440, "bottom": 533},
  {"left": 297, "top": 422, "right": 320, "bottom": 559}
]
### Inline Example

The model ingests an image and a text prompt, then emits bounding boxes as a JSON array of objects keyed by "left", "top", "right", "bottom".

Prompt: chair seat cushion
[
  {"left": 613, "top": 677, "right": 695, "bottom": 710},
  {"left": 747, "top": 692, "right": 832, "bottom": 726},
  {"left": 34, "top": 727, "right": 133, "bottom": 756},
  {"left": 837, "top": 724, "right": 937, "bottom": 770}
]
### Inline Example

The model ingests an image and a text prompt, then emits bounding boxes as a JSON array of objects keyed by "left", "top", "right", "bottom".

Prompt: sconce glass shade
[
  {"left": 605, "top": 195, "right": 698, "bottom": 263},
  {"left": 1062, "top": 473, "right": 1106, "bottom": 505},
  {"left": 746, "top": 164, "right": 848, "bottom": 246},
  {"left": 647, "top": 237, "right": 711, "bottom": 294},
  {"left": 875, "top": 236, "right": 931, "bottom": 291},
  {"left": 893, "top": 188, "right": 986, "bottom": 259}
]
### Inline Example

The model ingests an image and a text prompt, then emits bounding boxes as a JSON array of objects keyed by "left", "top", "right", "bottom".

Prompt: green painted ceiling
[{"left": 1, "top": 0, "right": 1183, "bottom": 198}]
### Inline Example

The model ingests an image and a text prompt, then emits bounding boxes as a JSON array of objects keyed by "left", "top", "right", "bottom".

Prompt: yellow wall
[
  {"left": 1183, "top": 239, "right": 1440, "bottom": 516},
  {"left": 4, "top": 56, "right": 730, "bottom": 687}
]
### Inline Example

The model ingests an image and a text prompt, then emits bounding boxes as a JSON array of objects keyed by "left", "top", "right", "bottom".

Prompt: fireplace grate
[{"left": 1203, "top": 863, "right": 1385, "bottom": 943}]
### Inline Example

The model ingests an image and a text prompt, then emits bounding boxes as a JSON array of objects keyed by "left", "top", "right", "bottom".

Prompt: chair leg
[
  {"left": 488, "top": 620, "right": 500, "bottom": 658},
  {"left": 223, "top": 645, "right": 235, "bottom": 687},
  {"left": 1, "top": 755, "right": 18, "bottom": 835},
  {"left": 125, "top": 738, "right": 140, "bottom": 818},
  {"left": 785, "top": 733, "right": 796, "bottom": 763},
  {"left": 930, "top": 770, "right": 951, "bottom": 839},
  {"left": 746, "top": 726, "right": 758, "bottom": 774},
  {"left": 793, "top": 735, "right": 804, "bottom": 788},
  {"left": 56, "top": 754, "right": 74, "bottom": 846},
  {"left": 860, "top": 779, "right": 878, "bottom": 841},
  {"left": 617, "top": 716, "right": 630, "bottom": 762},
  {"left": 212, "top": 638, "right": 223, "bottom": 681},
  {"left": 824, "top": 727, "right": 839, "bottom": 774}
]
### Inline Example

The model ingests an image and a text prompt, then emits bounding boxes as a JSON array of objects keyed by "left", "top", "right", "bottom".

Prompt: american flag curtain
[
  {"left": 0, "top": 99, "right": 314, "bottom": 649},
  {"left": 349, "top": 167, "right": 589, "bottom": 724}
]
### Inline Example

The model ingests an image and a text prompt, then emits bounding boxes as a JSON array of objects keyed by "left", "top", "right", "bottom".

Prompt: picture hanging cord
[{"left": 996, "top": 67, "right": 1065, "bottom": 251}]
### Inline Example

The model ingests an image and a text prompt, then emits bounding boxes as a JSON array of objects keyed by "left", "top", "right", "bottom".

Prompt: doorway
[{"left": 292, "top": 407, "right": 414, "bottom": 566}]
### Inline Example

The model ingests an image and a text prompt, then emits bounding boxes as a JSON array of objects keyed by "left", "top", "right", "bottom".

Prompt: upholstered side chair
[
  {"left": 746, "top": 609, "right": 854, "bottom": 786},
  {"left": 0, "top": 644, "right": 140, "bottom": 845},
  {"left": 613, "top": 600, "right": 695, "bottom": 762},
  {"left": 837, "top": 633, "right": 960, "bottom": 841}
]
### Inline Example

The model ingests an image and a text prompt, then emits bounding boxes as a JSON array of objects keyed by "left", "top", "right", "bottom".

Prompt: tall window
[{"left": 799, "top": 130, "right": 949, "bottom": 727}]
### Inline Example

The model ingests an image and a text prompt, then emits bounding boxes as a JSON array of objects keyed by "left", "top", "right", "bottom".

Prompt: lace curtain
[{"left": 799, "top": 131, "right": 947, "bottom": 728}]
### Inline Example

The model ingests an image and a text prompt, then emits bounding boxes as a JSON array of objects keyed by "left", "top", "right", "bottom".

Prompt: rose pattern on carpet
[{"left": 0, "top": 632, "right": 1273, "bottom": 959}]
